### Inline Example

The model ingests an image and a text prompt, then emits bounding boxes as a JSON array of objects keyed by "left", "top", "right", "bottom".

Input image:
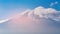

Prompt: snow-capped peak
[{"left": 19, "top": 6, "right": 60, "bottom": 21}]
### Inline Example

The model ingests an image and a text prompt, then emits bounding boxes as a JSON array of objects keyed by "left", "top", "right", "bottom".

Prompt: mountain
[
  {"left": 0, "top": 6, "right": 60, "bottom": 34},
  {"left": 8, "top": 6, "right": 60, "bottom": 34}
]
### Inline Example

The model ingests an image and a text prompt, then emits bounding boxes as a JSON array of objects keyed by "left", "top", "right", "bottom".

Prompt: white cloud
[
  {"left": 50, "top": 1, "right": 58, "bottom": 6},
  {"left": 0, "top": 18, "right": 10, "bottom": 23},
  {"left": 8, "top": 6, "right": 60, "bottom": 34}
]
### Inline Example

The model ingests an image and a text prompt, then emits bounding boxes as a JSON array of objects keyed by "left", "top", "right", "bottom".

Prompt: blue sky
[{"left": 0, "top": 0, "right": 60, "bottom": 19}]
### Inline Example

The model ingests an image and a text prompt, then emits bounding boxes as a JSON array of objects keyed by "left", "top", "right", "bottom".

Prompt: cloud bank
[{"left": 8, "top": 6, "right": 60, "bottom": 34}]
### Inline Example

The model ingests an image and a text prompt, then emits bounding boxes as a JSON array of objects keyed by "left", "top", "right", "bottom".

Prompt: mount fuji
[
  {"left": 8, "top": 6, "right": 60, "bottom": 34},
  {"left": 0, "top": 6, "right": 60, "bottom": 34}
]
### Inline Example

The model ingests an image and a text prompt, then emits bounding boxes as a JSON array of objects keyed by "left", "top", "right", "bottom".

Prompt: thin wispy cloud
[
  {"left": 0, "top": 18, "right": 10, "bottom": 23},
  {"left": 50, "top": 1, "right": 58, "bottom": 7}
]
